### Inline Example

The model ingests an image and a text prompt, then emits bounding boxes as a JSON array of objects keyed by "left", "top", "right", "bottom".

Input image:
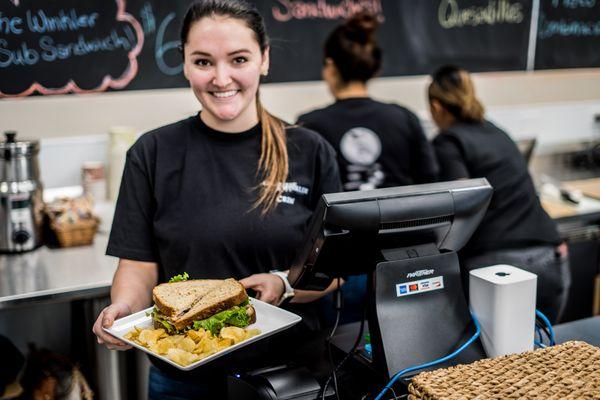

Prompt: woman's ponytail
[{"left": 253, "top": 95, "right": 288, "bottom": 215}]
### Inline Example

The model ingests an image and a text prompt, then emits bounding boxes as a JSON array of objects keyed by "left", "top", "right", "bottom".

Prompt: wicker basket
[
  {"left": 408, "top": 341, "right": 600, "bottom": 399},
  {"left": 50, "top": 217, "right": 99, "bottom": 247}
]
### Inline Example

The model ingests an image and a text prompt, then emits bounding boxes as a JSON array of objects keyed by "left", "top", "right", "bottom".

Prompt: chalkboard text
[
  {"left": 0, "top": 0, "right": 144, "bottom": 97},
  {"left": 26, "top": 9, "right": 99, "bottom": 33},
  {"left": 272, "top": 0, "right": 383, "bottom": 22},
  {"left": 439, "top": 0, "right": 524, "bottom": 29}
]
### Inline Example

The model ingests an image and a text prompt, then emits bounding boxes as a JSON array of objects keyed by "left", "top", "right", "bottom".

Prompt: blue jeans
[{"left": 148, "top": 366, "right": 226, "bottom": 400}]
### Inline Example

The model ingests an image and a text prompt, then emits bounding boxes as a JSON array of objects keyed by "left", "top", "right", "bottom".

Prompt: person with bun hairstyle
[
  {"left": 92, "top": 1, "right": 342, "bottom": 398},
  {"left": 429, "top": 65, "right": 570, "bottom": 324},
  {"left": 297, "top": 12, "right": 438, "bottom": 325},
  {"left": 298, "top": 12, "right": 438, "bottom": 192}
]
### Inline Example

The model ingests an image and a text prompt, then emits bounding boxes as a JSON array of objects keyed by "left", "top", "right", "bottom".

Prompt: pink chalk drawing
[{"left": 1, "top": 0, "right": 145, "bottom": 97}]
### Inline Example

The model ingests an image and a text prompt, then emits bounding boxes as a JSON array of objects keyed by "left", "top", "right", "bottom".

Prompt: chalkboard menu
[
  {"left": 535, "top": 0, "right": 600, "bottom": 70},
  {"left": 380, "top": 0, "right": 532, "bottom": 75},
  {"left": 0, "top": 0, "right": 598, "bottom": 97},
  {"left": 264, "top": 0, "right": 532, "bottom": 82},
  {"left": 1, "top": 0, "right": 144, "bottom": 95}
]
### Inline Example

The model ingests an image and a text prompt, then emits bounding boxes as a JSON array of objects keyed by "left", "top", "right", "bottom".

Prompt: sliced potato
[{"left": 125, "top": 323, "right": 260, "bottom": 367}]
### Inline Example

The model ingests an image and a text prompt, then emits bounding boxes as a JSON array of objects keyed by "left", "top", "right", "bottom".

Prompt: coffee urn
[{"left": 0, "top": 131, "right": 43, "bottom": 252}]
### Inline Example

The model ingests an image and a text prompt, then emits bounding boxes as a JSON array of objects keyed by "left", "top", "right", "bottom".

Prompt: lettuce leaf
[
  {"left": 150, "top": 307, "right": 177, "bottom": 334},
  {"left": 192, "top": 304, "right": 251, "bottom": 336},
  {"left": 168, "top": 272, "right": 189, "bottom": 283}
]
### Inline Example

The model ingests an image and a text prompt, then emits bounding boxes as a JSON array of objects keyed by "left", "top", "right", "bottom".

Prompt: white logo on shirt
[
  {"left": 278, "top": 181, "right": 309, "bottom": 195},
  {"left": 340, "top": 127, "right": 382, "bottom": 166},
  {"left": 274, "top": 181, "right": 309, "bottom": 205},
  {"left": 278, "top": 195, "right": 296, "bottom": 205},
  {"left": 340, "top": 127, "right": 385, "bottom": 191}
]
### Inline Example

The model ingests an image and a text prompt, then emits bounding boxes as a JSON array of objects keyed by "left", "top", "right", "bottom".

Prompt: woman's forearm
[
  {"left": 110, "top": 259, "right": 159, "bottom": 312},
  {"left": 292, "top": 277, "right": 345, "bottom": 303}
]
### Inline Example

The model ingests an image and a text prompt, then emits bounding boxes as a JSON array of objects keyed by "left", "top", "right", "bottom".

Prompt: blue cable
[
  {"left": 534, "top": 340, "right": 546, "bottom": 349},
  {"left": 535, "top": 326, "right": 543, "bottom": 345},
  {"left": 535, "top": 309, "right": 555, "bottom": 346},
  {"left": 374, "top": 311, "right": 552, "bottom": 400},
  {"left": 374, "top": 312, "right": 481, "bottom": 400}
]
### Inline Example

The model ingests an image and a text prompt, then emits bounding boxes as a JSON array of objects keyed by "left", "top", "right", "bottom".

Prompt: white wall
[
  {"left": 2, "top": 68, "right": 600, "bottom": 187},
  {"left": 2, "top": 68, "right": 600, "bottom": 140}
]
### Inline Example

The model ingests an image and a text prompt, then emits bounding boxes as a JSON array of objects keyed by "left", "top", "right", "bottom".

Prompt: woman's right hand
[{"left": 92, "top": 302, "right": 133, "bottom": 351}]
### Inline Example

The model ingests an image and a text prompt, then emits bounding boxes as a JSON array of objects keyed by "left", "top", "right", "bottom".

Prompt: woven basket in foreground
[{"left": 408, "top": 341, "right": 600, "bottom": 399}]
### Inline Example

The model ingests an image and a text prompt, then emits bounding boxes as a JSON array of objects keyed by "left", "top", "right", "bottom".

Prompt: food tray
[{"left": 104, "top": 298, "right": 301, "bottom": 371}]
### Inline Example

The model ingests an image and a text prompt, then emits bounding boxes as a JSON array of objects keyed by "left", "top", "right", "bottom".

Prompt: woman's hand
[
  {"left": 556, "top": 242, "right": 569, "bottom": 260},
  {"left": 240, "top": 273, "right": 284, "bottom": 306},
  {"left": 92, "top": 302, "right": 133, "bottom": 351}
]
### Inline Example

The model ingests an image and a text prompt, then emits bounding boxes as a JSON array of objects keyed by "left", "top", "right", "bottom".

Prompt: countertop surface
[
  {"left": 542, "top": 194, "right": 600, "bottom": 221},
  {"left": 554, "top": 316, "right": 600, "bottom": 347},
  {"left": 0, "top": 179, "right": 597, "bottom": 308},
  {"left": 0, "top": 233, "right": 118, "bottom": 308},
  {"left": 539, "top": 176, "right": 600, "bottom": 222}
]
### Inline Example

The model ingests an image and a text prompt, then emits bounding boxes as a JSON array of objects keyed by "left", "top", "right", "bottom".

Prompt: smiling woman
[
  {"left": 180, "top": 0, "right": 287, "bottom": 214},
  {"left": 91, "top": 1, "right": 342, "bottom": 399},
  {"left": 182, "top": 16, "right": 267, "bottom": 132}
]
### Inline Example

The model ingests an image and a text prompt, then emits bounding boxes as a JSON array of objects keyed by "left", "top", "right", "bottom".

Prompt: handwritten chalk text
[
  {"left": 0, "top": 30, "right": 131, "bottom": 68},
  {"left": 272, "top": 0, "right": 383, "bottom": 22},
  {"left": 438, "top": 0, "right": 524, "bottom": 29},
  {"left": 26, "top": 9, "right": 99, "bottom": 33}
]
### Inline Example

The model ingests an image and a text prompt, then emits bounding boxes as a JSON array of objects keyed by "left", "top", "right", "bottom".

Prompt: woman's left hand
[{"left": 240, "top": 273, "right": 284, "bottom": 306}]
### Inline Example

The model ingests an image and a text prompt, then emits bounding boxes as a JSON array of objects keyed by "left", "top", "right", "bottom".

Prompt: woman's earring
[{"left": 262, "top": 70, "right": 269, "bottom": 77}]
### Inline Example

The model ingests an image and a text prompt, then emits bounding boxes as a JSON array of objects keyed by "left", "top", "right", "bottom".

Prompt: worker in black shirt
[
  {"left": 297, "top": 13, "right": 438, "bottom": 192},
  {"left": 297, "top": 13, "right": 438, "bottom": 326},
  {"left": 92, "top": 1, "right": 342, "bottom": 398},
  {"left": 429, "top": 65, "right": 570, "bottom": 323}
]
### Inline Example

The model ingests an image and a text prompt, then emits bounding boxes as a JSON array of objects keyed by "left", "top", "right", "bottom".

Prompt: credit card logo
[{"left": 396, "top": 276, "right": 445, "bottom": 298}]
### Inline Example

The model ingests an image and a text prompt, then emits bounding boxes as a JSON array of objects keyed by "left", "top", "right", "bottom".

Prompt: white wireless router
[{"left": 469, "top": 264, "right": 537, "bottom": 358}]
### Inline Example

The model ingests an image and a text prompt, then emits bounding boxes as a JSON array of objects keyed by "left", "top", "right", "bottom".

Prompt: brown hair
[
  {"left": 324, "top": 12, "right": 382, "bottom": 83},
  {"left": 181, "top": 1, "right": 288, "bottom": 214},
  {"left": 428, "top": 65, "right": 485, "bottom": 123}
]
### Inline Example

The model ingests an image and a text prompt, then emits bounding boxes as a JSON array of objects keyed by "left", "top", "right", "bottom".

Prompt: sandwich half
[{"left": 151, "top": 278, "right": 256, "bottom": 335}]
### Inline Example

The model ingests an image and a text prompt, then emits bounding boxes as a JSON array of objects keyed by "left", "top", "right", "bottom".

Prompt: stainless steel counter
[
  {"left": 0, "top": 233, "right": 117, "bottom": 308},
  {"left": 0, "top": 233, "right": 124, "bottom": 400}
]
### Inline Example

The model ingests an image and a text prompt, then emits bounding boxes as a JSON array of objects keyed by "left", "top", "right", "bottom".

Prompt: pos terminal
[
  {"left": 288, "top": 179, "right": 493, "bottom": 380},
  {"left": 234, "top": 179, "right": 494, "bottom": 399}
]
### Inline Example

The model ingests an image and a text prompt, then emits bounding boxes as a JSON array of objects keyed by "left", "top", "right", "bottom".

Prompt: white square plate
[{"left": 104, "top": 298, "right": 301, "bottom": 371}]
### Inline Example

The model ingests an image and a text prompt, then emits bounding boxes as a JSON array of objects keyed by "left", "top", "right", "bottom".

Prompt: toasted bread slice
[
  {"left": 172, "top": 278, "right": 248, "bottom": 330},
  {"left": 152, "top": 279, "right": 222, "bottom": 319}
]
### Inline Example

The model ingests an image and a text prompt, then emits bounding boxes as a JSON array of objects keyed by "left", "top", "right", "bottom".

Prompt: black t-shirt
[
  {"left": 107, "top": 114, "right": 342, "bottom": 282},
  {"left": 297, "top": 97, "right": 438, "bottom": 191},
  {"left": 433, "top": 120, "right": 561, "bottom": 257},
  {"left": 106, "top": 114, "right": 341, "bottom": 378}
]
